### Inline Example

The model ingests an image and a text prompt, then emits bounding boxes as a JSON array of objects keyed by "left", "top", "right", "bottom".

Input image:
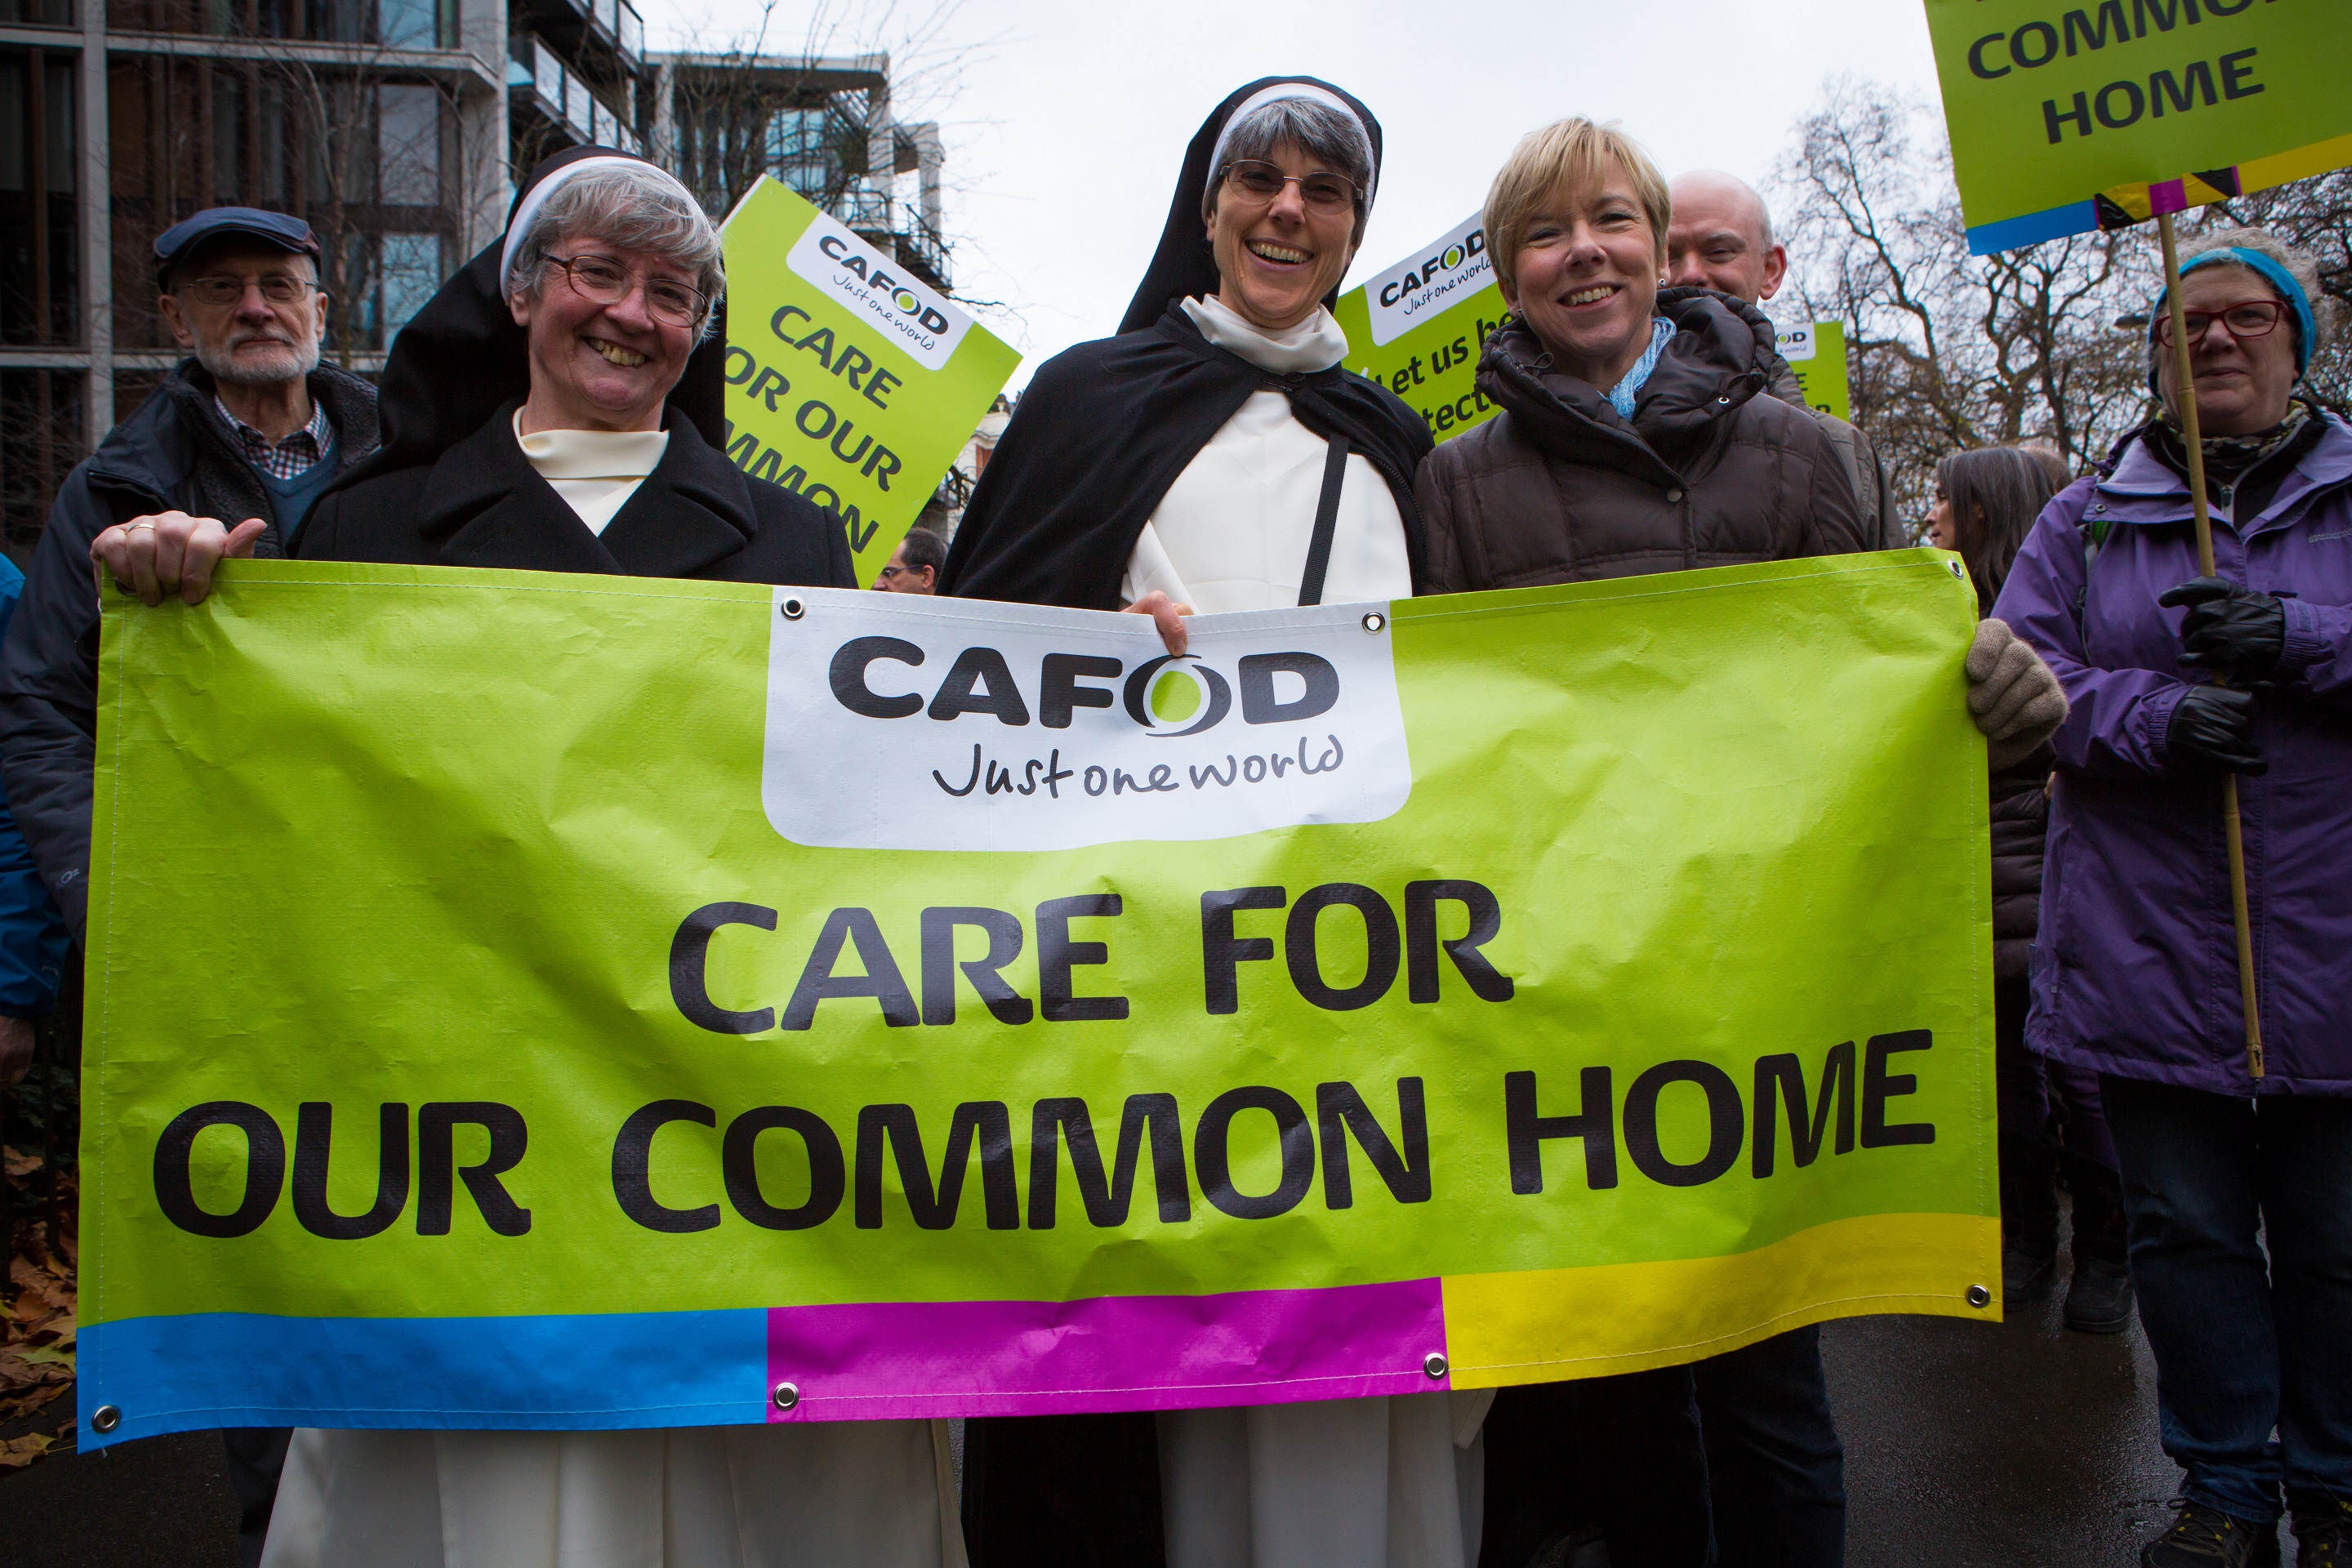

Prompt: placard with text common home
[{"left": 1922, "top": 0, "right": 2352, "bottom": 254}]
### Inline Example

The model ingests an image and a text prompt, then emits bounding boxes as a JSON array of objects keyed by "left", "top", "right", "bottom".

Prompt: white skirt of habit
[
  {"left": 257, "top": 1419, "right": 965, "bottom": 1568},
  {"left": 1158, "top": 1390, "right": 1494, "bottom": 1568}
]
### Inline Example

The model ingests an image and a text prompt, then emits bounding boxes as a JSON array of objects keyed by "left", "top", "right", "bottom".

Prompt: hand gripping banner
[{"left": 80, "top": 552, "right": 1999, "bottom": 1447}]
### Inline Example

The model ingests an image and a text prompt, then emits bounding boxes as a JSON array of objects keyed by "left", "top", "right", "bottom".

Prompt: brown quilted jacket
[{"left": 1414, "top": 289, "right": 1867, "bottom": 590}]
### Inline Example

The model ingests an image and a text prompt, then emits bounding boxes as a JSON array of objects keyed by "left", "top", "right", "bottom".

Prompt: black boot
[
  {"left": 2141, "top": 1499, "right": 2282, "bottom": 1566},
  {"left": 2290, "top": 1490, "right": 2352, "bottom": 1568},
  {"left": 2003, "top": 1243, "right": 2056, "bottom": 1304},
  {"left": 2063, "top": 1256, "right": 2135, "bottom": 1334}
]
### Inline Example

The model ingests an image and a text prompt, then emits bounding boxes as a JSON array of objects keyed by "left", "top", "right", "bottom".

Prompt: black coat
[
  {"left": 297, "top": 403, "right": 854, "bottom": 589},
  {"left": 942, "top": 305, "right": 1432, "bottom": 609},
  {"left": 0, "top": 360, "right": 381, "bottom": 936},
  {"left": 1989, "top": 753, "right": 2051, "bottom": 982}
]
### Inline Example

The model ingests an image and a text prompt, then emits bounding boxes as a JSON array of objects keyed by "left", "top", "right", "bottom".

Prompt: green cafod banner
[
  {"left": 1922, "top": 0, "right": 2352, "bottom": 253},
  {"left": 78, "top": 552, "right": 1999, "bottom": 1450},
  {"left": 718, "top": 176, "right": 1020, "bottom": 583}
]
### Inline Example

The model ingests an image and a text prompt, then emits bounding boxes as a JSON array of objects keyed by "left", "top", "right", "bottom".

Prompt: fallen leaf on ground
[{"left": 0, "top": 1431, "right": 53, "bottom": 1468}]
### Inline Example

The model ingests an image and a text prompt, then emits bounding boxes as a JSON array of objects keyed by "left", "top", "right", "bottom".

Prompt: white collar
[
  {"left": 512, "top": 409, "right": 670, "bottom": 479},
  {"left": 1182, "top": 294, "right": 1350, "bottom": 376}
]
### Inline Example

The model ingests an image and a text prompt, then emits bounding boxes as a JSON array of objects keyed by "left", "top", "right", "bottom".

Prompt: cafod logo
[
  {"left": 785, "top": 208, "right": 973, "bottom": 372},
  {"left": 764, "top": 593, "right": 1410, "bottom": 853},
  {"left": 1365, "top": 211, "right": 1495, "bottom": 348}
]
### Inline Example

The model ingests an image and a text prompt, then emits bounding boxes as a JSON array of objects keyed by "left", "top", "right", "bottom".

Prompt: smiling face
[
  {"left": 2158, "top": 265, "right": 2301, "bottom": 438},
  {"left": 510, "top": 232, "right": 700, "bottom": 434},
  {"left": 1208, "top": 140, "right": 1361, "bottom": 332},
  {"left": 159, "top": 238, "right": 327, "bottom": 387},
  {"left": 1665, "top": 171, "right": 1785, "bottom": 305},
  {"left": 1499, "top": 158, "right": 1665, "bottom": 390}
]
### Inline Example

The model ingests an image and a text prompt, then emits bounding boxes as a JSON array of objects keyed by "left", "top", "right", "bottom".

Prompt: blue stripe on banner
[
  {"left": 80, "top": 1308, "right": 769, "bottom": 1450},
  {"left": 1968, "top": 201, "right": 2102, "bottom": 256}
]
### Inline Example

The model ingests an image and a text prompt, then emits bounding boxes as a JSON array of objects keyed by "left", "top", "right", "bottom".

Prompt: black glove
[
  {"left": 2158, "top": 577, "right": 2285, "bottom": 679},
  {"left": 2166, "top": 684, "right": 2266, "bottom": 775}
]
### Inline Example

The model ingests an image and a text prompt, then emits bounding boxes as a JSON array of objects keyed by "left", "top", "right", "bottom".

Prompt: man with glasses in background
[
  {"left": 0, "top": 207, "right": 378, "bottom": 1568},
  {"left": 872, "top": 526, "right": 946, "bottom": 593}
]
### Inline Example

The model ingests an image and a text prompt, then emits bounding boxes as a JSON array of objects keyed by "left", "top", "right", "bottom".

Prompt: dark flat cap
[{"left": 154, "top": 207, "right": 321, "bottom": 286}]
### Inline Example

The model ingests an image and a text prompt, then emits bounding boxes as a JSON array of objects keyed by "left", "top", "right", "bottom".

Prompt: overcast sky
[{"left": 662, "top": 1, "right": 1950, "bottom": 384}]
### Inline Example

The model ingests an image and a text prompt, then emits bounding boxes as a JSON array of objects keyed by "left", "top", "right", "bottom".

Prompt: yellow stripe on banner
[
  {"left": 2241, "top": 133, "right": 2352, "bottom": 197},
  {"left": 1441, "top": 1212, "right": 2001, "bottom": 1387},
  {"left": 2101, "top": 184, "right": 2154, "bottom": 224}
]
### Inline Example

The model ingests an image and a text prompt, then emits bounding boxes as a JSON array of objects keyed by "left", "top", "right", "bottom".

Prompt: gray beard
[{"left": 198, "top": 337, "right": 321, "bottom": 387}]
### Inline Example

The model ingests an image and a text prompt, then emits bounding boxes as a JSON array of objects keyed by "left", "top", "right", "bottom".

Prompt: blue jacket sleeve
[{"left": 0, "top": 559, "right": 72, "bottom": 1013}]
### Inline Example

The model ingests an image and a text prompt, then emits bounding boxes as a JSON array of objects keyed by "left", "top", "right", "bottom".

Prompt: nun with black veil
[
  {"left": 94, "top": 146, "right": 964, "bottom": 1568},
  {"left": 946, "top": 80, "right": 1486, "bottom": 1568}
]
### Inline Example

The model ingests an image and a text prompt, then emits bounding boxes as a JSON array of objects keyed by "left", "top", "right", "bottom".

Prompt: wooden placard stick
[{"left": 2157, "top": 212, "right": 2265, "bottom": 1082}]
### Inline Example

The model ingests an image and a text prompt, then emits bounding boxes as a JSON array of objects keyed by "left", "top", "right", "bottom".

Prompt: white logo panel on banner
[{"left": 763, "top": 591, "right": 1412, "bottom": 850}]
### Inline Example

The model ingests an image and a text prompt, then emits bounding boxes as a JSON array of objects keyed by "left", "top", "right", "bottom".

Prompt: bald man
[{"left": 1669, "top": 170, "right": 1902, "bottom": 550}]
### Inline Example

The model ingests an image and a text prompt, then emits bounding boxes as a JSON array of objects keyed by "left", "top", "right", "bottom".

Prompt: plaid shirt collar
[{"left": 216, "top": 394, "right": 335, "bottom": 483}]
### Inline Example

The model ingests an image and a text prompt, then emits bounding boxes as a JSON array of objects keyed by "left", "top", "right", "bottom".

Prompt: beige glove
[{"left": 1967, "top": 618, "right": 2069, "bottom": 769}]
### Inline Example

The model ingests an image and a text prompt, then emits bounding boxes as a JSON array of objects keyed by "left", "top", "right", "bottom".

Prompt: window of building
[
  {"left": 375, "top": 0, "right": 442, "bottom": 50},
  {"left": 376, "top": 82, "right": 440, "bottom": 205},
  {"left": 0, "top": 369, "right": 84, "bottom": 552},
  {"left": 379, "top": 231, "right": 438, "bottom": 341},
  {"left": 0, "top": 48, "right": 81, "bottom": 346},
  {"left": 0, "top": 0, "right": 74, "bottom": 27},
  {"left": 768, "top": 106, "right": 838, "bottom": 204}
]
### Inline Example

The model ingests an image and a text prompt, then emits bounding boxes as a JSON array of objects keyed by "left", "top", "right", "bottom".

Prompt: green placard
[
  {"left": 1775, "top": 320, "right": 1852, "bottom": 425},
  {"left": 1922, "top": 0, "right": 2352, "bottom": 253},
  {"left": 1334, "top": 212, "right": 1507, "bottom": 443},
  {"left": 718, "top": 176, "right": 1021, "bottom": 582}
]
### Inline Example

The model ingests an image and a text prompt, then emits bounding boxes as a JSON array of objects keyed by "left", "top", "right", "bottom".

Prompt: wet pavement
[
  {"left": 1828, "top": 1263, "right": 2182, "bottom": 1566},
  {"left": 0, "top": 1250, "right": 2265, "bottom": 1567}
]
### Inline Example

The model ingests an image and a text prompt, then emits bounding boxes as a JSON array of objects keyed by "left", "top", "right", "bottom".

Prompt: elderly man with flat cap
[
  {"left": 0, "top": 207, "right": 377, "bottom": 1566},
  {"left": 1668, "top": 169, "right": 1903, "bottom": 550},
  {"left": 1, "top": 207, "right": 378, "bottom": 941}
]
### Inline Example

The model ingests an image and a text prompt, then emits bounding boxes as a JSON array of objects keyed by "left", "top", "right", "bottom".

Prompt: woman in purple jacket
[{"left": 1994, "top": 228, "right": 2351, "bottom": 1568}]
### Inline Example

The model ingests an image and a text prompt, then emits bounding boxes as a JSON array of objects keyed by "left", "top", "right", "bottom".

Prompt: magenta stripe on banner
[
  {"left": 765, "top": 1280, "right": 1448, "bottom": 1421},
  {"left": 2150, "top": 179, "right": 2189, "bottom": 216}
]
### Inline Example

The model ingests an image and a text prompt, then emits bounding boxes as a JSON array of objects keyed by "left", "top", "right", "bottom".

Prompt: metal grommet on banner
[
  {"left": 779, "top": 597, "right": 806, "bottom": 621},
  {"left": 1950, "top": 559, "right": 1967, "bottom": 581},
  {"left": 772, "top": 1381, "right": 800, "bottom": 1411},
  {"left": 91, "top": 1405, "right": 122, "bottom": 1433},
  {"left": 1361, "top": 611, "right": 1386, "bottom": 635},
  {"left": 1967, "top": 1285, "right": 1993, "bottom": 1308},
  {"left": 1422, "top": 1352, "right": 1449, "bottom": 1379}
]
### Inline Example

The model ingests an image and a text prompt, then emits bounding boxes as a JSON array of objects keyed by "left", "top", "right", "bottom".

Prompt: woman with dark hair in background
[
  {"left": 1928, "top": 448, "right": 2131, "bottom": 1335},
  {"left": 947, "top": 77, "right": 1477, "bottom": 1568}
]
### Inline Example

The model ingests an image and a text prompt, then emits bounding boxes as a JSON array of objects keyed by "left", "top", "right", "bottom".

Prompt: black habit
[
  {"left": 297, "top": 400, "right": 850, "bottom": 585},
  {"left": 940, "top": 304, "right": 1431, "bottom": 608}
]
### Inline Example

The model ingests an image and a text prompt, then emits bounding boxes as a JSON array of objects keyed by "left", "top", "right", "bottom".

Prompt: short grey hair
[
  {"left": 506, "top": 162, "right": 726, "bottom": 339},
  {"left": 1205, "top": 98, "right": 1375, "bottom": 244},
  {"left": 2180, "top": 225, "right": 2337, "bottom": 354}
]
